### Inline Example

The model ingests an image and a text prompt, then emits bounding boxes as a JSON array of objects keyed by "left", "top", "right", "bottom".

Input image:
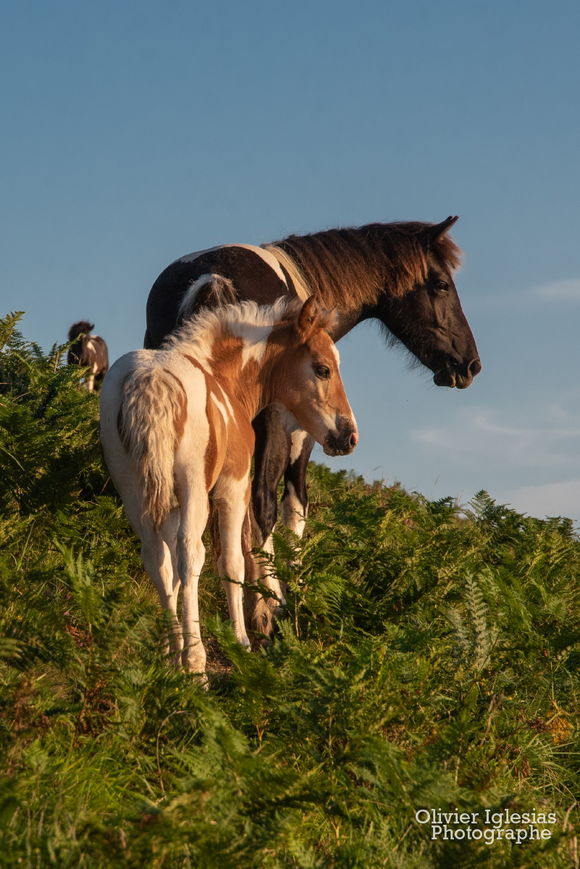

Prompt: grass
[{"left": 0, "top": 313, "right": 578, "bottom": 867}]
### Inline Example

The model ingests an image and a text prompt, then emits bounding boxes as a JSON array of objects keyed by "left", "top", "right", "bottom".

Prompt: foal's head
[{"left": 273, "top": 297, "right": 358, "bottom": 456}]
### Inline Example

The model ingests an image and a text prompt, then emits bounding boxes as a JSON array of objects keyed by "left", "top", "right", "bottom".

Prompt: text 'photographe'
[{"left": 414, "top": 808, "right": 558, "bottom": 845}]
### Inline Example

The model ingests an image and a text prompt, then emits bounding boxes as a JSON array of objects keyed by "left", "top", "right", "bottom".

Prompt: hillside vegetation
[{"left": 0, "top": 314, "right": 578, "bottom": 868}]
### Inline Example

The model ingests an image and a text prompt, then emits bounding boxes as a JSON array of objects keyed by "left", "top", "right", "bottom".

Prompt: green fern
[{"left": 0, "top": 315, "right": 577, "bottom": 868}]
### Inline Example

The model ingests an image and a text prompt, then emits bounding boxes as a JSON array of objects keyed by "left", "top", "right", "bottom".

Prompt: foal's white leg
[
  {"left": 158, "top": 509, "right": 183, "bottom": 661},
  {"left": 117, "top": 490, "right": 182, "bottom": 662},
  {"left": 140, "top": 530, "right": 182, "bottom": 660},
  {"left": 214, "top": 479, "right": 251, "bottom": 649},
  {"left": 175, "top": 482, "right": 209, "bottom": 676}
]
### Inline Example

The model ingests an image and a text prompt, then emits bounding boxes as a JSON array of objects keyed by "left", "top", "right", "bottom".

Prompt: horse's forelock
[
  {"left": 432, "top": 230, "right": 462, "bottom": 272},
  {"left": 381, "top": 220, "right": 462, "bottom": 273}
]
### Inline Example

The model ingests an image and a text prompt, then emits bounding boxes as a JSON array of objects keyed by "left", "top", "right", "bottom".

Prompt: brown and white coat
[{"left": 100, "top": 297, "right": 357, "bottom": 679}]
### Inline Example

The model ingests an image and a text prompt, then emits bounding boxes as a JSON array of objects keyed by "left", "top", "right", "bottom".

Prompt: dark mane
[{"left": 273, "top": 222, "right": 462, "bottom": 310}]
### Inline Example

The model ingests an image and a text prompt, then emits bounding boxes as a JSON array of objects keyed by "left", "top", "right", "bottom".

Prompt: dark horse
[
  {"left": 145, "top": 217, "right": 481, "bottom": 629},
  {"left": 67, "top": 321, "right": 109, "bottom": 391}
]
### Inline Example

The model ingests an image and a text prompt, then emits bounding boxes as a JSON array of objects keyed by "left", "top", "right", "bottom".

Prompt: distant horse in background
[
  {"left": 144, "top": 217, "right": 482, "bottom": 634},
  {"left": 67, "top": 321, "right": 109, "bottom": 391},
  {"left": 100, "top": 296, "right": 357, "bottom": 678}
]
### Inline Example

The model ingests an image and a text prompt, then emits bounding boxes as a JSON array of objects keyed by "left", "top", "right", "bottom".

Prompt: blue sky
[{"left": 2, "top": 1, "right": 579, "bottom": 523}]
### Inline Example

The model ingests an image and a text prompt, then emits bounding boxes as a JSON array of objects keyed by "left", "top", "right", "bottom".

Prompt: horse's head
[
  {"left": 276, "top": 297, "right": 358, "bottom": 456},
  {"left": 375, "top": 217, "right": 481, "bottom": 389},
  {"left": 68, "top": 321, "right": 95, "bottom": 342}
]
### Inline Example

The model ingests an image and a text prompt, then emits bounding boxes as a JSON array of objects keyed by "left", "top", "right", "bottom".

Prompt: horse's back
[{"left": 145, "top": 243, "right": 290, "bottom": 348}]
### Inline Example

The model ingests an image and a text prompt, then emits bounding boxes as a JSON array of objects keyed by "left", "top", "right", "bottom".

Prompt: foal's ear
[{"left": 296, "top": 296, "right": 321, "bottom": 340}]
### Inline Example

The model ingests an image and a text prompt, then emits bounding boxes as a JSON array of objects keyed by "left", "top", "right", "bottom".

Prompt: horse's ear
[
  {"left": 426, "top": 215, "right": 459, "bottom": 243},
  {"left": 296, "top": 296, "right": 321, "bottom": 341}
]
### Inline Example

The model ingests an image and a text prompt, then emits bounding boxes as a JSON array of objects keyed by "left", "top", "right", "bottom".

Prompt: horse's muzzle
[
  {"left": 323, "top": 420, "right": 359, "bottom": 456},
  {"left": 434, "top": 356, "right": 481, "bottom": 389}
]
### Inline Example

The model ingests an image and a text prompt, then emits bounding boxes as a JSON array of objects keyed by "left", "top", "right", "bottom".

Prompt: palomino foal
[{"left": 100, "top": 297, "right": 357, "bottom": 678}]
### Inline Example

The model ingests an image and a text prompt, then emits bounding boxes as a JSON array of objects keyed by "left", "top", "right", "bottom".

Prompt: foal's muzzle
[{"left": 323, "top": 418, "right": 359, "bottom": 456}]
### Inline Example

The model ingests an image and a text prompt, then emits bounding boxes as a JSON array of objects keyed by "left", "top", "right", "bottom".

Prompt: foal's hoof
[
  {"left": 183, "top": 658, "right": 209, "bottom": 690},
  {"left": 192, "top": 671, "right": 209, "bottom": 691}
]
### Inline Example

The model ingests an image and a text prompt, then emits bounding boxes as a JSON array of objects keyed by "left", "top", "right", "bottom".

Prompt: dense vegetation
[{"left": 0, "top": 313, "right": 577, "bottom": 868}]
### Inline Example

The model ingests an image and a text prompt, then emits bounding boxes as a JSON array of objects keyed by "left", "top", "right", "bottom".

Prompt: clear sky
[{"left": 2, "top": 0, "right": 579, "bottom": 523}]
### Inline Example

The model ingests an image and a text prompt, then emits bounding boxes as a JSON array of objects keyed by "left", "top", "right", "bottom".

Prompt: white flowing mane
[{"left": 161, "top": 297, "right": 298, "bottom": 361}]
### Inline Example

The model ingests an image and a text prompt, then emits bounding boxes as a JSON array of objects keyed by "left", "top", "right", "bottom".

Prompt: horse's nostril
[
  {"left": 349, "top": 431, "right": 359, "bottom": 448},
  {"left": 468, "top": 357, "right": 482, "bottom": 377}
]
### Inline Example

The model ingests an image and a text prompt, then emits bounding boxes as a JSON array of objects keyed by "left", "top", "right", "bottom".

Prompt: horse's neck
[
  {"left": 282, "top": 226, "right": 389, "bottom": 315},
  {"left": 331, "top": 307, "right": 368, "bottom": 341}
]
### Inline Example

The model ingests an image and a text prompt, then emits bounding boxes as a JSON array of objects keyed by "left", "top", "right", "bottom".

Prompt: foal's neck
[{"left": 209, "top": 328, "right": 281, "bottom": 422}]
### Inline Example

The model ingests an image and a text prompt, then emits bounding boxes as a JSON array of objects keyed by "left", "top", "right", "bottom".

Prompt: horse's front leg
[
  {"left": 251, "top": 405, "right": 290, "bottom": 547},
  {"left": 280, "top": 430, "right": 314, "bottom": 540},
  {"left": 253, "top": 409, "right": 313, "bottom": 583},
  {"left": 248, "top": 406, "right": 294, "bottom": 636}
]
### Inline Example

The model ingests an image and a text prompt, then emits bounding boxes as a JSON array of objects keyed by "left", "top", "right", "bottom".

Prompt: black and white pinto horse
[
  {"left": 67, "top": 321, "right": 109, "bottom": 391},
  {"left": 144, "top": 217, "right": 481, "bottom": 631}
]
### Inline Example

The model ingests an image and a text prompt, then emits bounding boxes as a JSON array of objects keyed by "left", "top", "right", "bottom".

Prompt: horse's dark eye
[
  {"left": 314, "top": 364, "right": 331, "bottom": 380},
  {"left": 435, "top": 280, "right": 449, "bottom": 293}
]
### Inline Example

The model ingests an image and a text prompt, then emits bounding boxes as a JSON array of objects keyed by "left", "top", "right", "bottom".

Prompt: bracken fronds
[{"left": 0, "top": 314, "right": 577, "bottom": 868}]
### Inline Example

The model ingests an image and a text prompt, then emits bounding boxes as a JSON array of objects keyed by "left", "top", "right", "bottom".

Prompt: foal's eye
[
  {"left": 435, "top": 279, "right": 449, "bottom": 293},
  {"left": 314, "top": 364, "right": 331, "bottom": 380}
]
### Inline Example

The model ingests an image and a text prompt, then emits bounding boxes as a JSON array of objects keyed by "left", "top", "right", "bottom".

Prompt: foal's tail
[{"left": 118, "top": 368, "right": 187, "bottom": 527}]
